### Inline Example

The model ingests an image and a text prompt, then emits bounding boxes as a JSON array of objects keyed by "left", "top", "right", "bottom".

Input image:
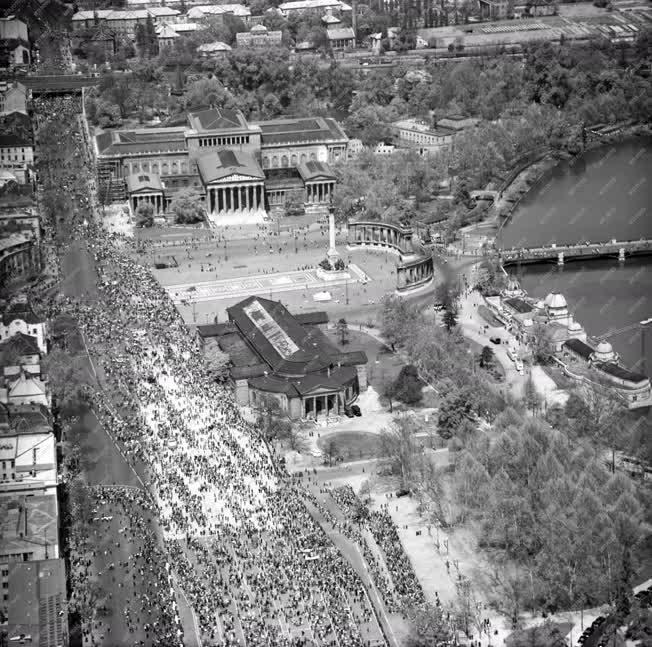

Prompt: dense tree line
[{"left": 453, "top": 407, "right": 647, "bottom": 615}]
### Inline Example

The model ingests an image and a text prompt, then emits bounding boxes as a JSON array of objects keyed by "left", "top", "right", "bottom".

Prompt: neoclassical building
[
  {"left": 94, "top": 108, "right": 347, "bottom": 221},
  {"left": 197, "top": 297, "right": 367, "bottom": 419}
]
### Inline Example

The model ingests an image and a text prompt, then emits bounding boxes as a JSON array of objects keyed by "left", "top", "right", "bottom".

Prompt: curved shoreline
[{"left": 463, "top": 125, "right": 652, "bottom": 245}]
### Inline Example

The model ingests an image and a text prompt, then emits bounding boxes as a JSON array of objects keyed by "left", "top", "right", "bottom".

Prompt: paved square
[{"left": 166, "top": 264, "right": 370, "bottom": 304}]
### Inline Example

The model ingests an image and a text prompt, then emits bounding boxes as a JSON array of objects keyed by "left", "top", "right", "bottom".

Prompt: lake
[{"left": 501, "top": 138, "right": 652, "bottom": 371}]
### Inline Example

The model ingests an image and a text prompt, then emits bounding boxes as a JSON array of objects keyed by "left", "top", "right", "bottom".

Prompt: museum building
[
  {"left": 197, "top": 296, "right": 368, "bottom": 419},
  {"left": 94, "top": 107, "right": 347, "bottom": 219}
]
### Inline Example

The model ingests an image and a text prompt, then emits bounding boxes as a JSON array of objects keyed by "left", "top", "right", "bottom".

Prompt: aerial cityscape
[{"left": 0, "top": 0, "right": 650, "bottom": 645}]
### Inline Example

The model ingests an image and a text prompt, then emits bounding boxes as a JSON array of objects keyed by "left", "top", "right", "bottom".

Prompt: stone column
[{"left": 327, "top": 207, "right": 338, "bottom": 262}]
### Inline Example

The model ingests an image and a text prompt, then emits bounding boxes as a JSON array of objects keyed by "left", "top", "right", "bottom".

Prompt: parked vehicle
[{"left": 351, "top": 404, "right": 361, "bottom": 416}]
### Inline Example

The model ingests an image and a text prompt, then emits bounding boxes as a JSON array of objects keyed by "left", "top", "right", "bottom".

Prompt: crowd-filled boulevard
[{"left": 31, "top": 89, "right": 436, "bottom": 647}]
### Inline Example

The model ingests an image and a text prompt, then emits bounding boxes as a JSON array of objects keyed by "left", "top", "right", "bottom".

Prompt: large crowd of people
[
  {"left": 33, "top": 93, "right": 391, "bottom": 646},
  {"left": 68, "top": 485, "right": 183, "bottom": 646}
]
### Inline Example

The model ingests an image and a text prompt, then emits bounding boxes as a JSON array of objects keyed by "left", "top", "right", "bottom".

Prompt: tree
[
  {"left": 405, "top": 602, "right": 452, "bottom": 646},
  {"left": 443, "top": 307, "right": 458, "bottom": 333},
  {"left": 204, "top": 343, "right": 230, "bottom": 382},
  {"left": 135, "top": 202, "right": 154, "bottom": 228},
  {"left": 479, "top": 345, "right": 494, "bottom": 368},
  {"left": 380, "top": 294, "right": 424, "bottom": 350},
  {"left": 527, "top": 325, "right": 552, "bottom": 365},
  {"left": 438, "top": 389, "right": 474, "bottom": 439},
  {"left": 169, "top": 189, "right": 206, "bottom": 225},
  {"left": 379, "top": 414, "right": 421, "bottom": 488},
  {"left": 323, "top": 437, "right": 340, "bottom": 466},
  {"left": 523, "top": 374, "right": 542, "bottom": 416},
  {"left": 42, "top": 349, "right": 92, "bottom": 418},
  {"left": 392, "top": 364, "right": 423, "bottom": 405},
  {"left": 381, "top": 374, "right": 397, "bottom": 413},
  {"left": 255, "top": 395, "right": 292, "bottom": 443},
  {"left": 336, "top": 318, "right": 349, "bottom": 345}
]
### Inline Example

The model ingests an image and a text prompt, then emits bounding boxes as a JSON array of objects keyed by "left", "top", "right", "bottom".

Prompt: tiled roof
[
  {"left": 226, "top": 296, "right": 366, "bottom": 376},
  {"left": 196, "top": 150, "right": 265, "bottom": 184},
  {"left": 0, "top": 133, "right": 31, "bottom": 147},
  {"left": 256, "top": 117, "right": 348, "bottom": 146},
  {"left": 326, "top": 26, "right": 355, "bottom": 40},
  {"left": 188, "top": 107, "right": 246, "bottom": 132},
  {"left": 562, "top": 338, "right": 594, "bottom": 360},
  {"left": 126, "top": 173, "right": 163, "bottom": 193},
  {"left": 0, "top": 332, "right": 40, "bottom": 360},
  {"left": 2, "top": 301, "right": 42, "bottom": 326},
  {"left": 297, "top": 160, "right": 336, "bottom": 181},
  {"left": 594, "top": 362, "right": 647, "bottom": 384},
  {"left": 96, "top": 128, "right": 187, "bottom": 157}
]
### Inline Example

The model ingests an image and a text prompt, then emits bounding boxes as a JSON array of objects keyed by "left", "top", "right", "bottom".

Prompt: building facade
[
  {"left": 71, "top": 8, "right": 181, "bottom": 38},
  {"left": 236, "top": 24, "right": 283, "bottom": 47},
  {"left": 95, "top": 108, "right": 347, "bottom": 220},
  {"left": 0, "top": 132, "right": 33, "bottom": 184},
  {"left": 0, "top": 235, "right": 41, "bottom": 289},
  {"left": 197, "top": 297, "right": 367, "bottom": 419},
  {"left": 0, "top": 81, "right": 27, "bottom": 115}
]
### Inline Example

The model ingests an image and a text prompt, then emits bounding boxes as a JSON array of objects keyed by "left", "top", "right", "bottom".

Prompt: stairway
[{"left": 97, "top": 164, "right": 127, "bottom": 204}]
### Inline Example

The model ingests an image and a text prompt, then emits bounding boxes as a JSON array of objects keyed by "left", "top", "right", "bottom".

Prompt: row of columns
[
  {"left": 303, "top": 392, "right": 341, "bottom": 419},
  {"left": 397, "top": 258, "right": 434, "bottom": 290},
  {"left": 351, "top": 223, "right": 411, "bottom": 252},
  {"left": 306, "top": 182, "right": 335, "bottom": 204},
  {"left": 132, "top": 193, "right": 164, "bottom": 214},
  {"left": 209, "top": 183, "right": 264, "bottom": 213}
]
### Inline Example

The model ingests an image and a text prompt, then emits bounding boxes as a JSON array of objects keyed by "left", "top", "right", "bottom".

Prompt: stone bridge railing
[{"left": 499, "top": 239, "right": 652, "bottom": 266}]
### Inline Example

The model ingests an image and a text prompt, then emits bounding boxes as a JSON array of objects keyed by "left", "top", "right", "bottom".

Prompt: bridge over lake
[{"left": 499, "top": 239, "right": 652, "bottom": 266}]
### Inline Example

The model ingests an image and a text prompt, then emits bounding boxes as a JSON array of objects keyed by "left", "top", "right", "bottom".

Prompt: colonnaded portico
[
  {"left": 347, "top": 221, "right": 414, "bottom": 256},
  {"left": 396, "top": 255, "right": 434, "bottom": 293},
  {"left": 206, "top": 182, "right": 265, "bottom": 213},
  {"left": 197, "top": 150, "right": 267, "bottom": 222}
]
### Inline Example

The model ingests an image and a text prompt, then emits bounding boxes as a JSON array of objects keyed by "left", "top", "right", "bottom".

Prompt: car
[
  {"left": 490, "top": 336, "right": 501, "bottom": 344},
  {"left": 351, "top": 404, "right": 361, "bottom": 416},
  {"left": 343, "top": 408, "right": 355, "bottom": 418},
  {"left": 396, "top": 488, "right": 411, "bottom": 497}
]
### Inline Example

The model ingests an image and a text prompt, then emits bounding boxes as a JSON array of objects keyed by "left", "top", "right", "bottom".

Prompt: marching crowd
[
  {"left": 69, "top": 486, "right": 183, "bottom": 646},
  {"left": 34, "top": 94, "right": 390, "bottom": 646}
]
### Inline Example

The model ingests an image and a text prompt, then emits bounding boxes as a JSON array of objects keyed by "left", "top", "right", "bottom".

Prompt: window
[{"left": 281, "top": 155, "right": 288, "bottom": 167}]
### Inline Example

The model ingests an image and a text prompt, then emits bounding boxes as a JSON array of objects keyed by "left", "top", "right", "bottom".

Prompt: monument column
[{"left": 327, "top": 203, "right": 339, "bottom": 264}]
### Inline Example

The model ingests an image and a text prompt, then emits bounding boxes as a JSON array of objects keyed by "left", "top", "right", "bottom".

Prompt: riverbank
[{"left": 457, "top": 123, "right": 652, "bottom": 252}]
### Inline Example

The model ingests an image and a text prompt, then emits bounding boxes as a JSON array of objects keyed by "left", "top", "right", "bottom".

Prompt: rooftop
[
  {"left": 196, "top": 149, "right": 265, "bottom": 184},
  {"left": 0, "top": 332, "right": 40, "bottom": 362},
  {"left": 255, "top": 116, "right": 348, "bottom": 146},
  {"left": 2, "top": 299, "right": 43, "bottom": 325},
  {"left": 0, "top": 492, "right": 59, "bottom": 559},
  {"left": 327, "top": 26, "right": 355, "bottom": 40},
  {"left": 297, "top": 160, "right": 336, "bottom": 181},
  {"left": 126, "top": 172, "right": 163, "bottom": 193},
  {"left": 8, "top": 559, "right": 67, "bottom": 647},
  {"left": 188, "top": 107, "right": 248, "bottom": 132},
  {"left": 279, "top": 0, "right": 351, "bottom": 10},
  {"left": 563, "top": 337, "right": 595, "bottom": 360},
  {"left": 595, "top": 362, "right": 648, "bottom": 385},
  {"left": 504, "top": 297, "right": 533, "bottom": 314},
  {"left": 226, "top": 296, "right": 366, "bottom": 375},
  {"left": 96, "top": 127, "right": 187, "bottom": 157},
  {"left": 197, "top": 41, "right": 232, "bottom": 52},
  {"left": 72, "top": 7, "right": 180, "bottom": 19}
]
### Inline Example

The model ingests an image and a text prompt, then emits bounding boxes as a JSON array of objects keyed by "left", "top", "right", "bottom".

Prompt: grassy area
[
  {"left": 478, "top": 304, "right": 504, "bottom": 327},
  {"left": 325, "top": 328, "right": 404, "bottom": 390},
  {"left": 318, "top": 431, "right": 380, "bottom": 461}
]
